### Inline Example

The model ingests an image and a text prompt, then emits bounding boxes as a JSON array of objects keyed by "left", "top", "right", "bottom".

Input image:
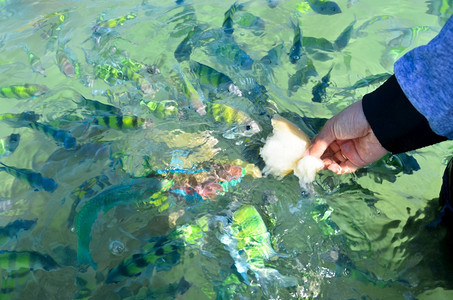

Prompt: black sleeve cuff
[{"left": 362, "top": 74, "right": 447, "bottom": 154}]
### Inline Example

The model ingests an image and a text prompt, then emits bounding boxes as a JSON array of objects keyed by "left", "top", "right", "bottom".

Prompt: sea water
[{"left": 0, "top": 0, "right": 452, "bottom": 299}]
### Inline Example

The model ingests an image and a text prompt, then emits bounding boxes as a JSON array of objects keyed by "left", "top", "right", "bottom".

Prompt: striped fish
[
  {"left": 0, "top": 162, "right": 58, "bottom": 193},
  {"left": 25, "top": 121, "right": 77, "bottom": 150},
  {"left": 76, "top": 95, "right": 122, "bottom": 115},
  {"left": 92, "top": 115, "right": 151, "bottom": 130},
  {"left": 190, "top": 61, "right": 241, "bottom": 95},
  {"left": 0, "top": 84, "right": 48, "bottom": 99},
  {"left": 0, "top": 250, "right": 59, "bottom": 272},
  {"left": 222, "top": 2, "right": 244, "bottom": 35}
]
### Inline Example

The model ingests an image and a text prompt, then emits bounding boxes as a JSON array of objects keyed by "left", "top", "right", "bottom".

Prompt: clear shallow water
[{"left": 0, "top": 0, "right": 453, "bottom": 299}]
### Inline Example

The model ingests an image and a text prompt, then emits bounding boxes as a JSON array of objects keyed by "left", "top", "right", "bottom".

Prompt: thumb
[{"left": 307, "top": 121, "right": 336, "bottom": 158}]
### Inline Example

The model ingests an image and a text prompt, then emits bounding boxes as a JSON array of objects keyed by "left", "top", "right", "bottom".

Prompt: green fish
[
  {"left": 222, "top": 2, "right": 244, "bottom": 35},
  {"left": 0, "top": 250, "right": 59, "bottom": 272},
  {"left": 0, "top": 268, "right": 30, "bottom": 296},
  {"left": 174, "top": 25, "right": 206, "bottom": 62},
  {"left": 0, "top": 162, "right": 58, "bottom": 193},
  {"left": 177, "top": 65, "right": 206, "bottom": 115},
  {"left": 95, "top": 12, "right": 137, "bottom": 29},
  {"left": 75, "top": 95, "right": 122, "bottom": 115},
  {"left": 302, "top": 36, "right": 335, "bottom": 53},
  {"left": 221, "top": 205, "right": 297, "bottom": 287},
  {"left": 74, "top": 178, "right": 169, "bottom": 269},
  {"left": 0, "top": 134, "right": 20, "bottom": 158},
  {"left": 344, "top": 73, "right": 391, "bottom": 90},
  {"left": 288, "top": 58, "right": 318, "bottom": 95},
  {"left": 121, "top": 65, "right": 155, "bottom": 95},
  {"left": 141, "top": 100, "right": 178, "bottom": 119},
  {"left": 92, "top": 114, "right": 151, "bottom": 130},
  {"left": 206, "top": 103, "right": 260, "bottom": 139},
  {"left": 21, "top": 44, "right": 45, "bottom": 76},
  {"left": 312, "top": 66, "right": 333, "bottom": 103},
  {"left": 0, "top": 111, "right": 40, "bottom": 122},
  {"left": 0, "top": 84, "right": 48, "bottom": 99},
  {"left": 190, "top": 61, "right": 240, "bottom": 95},
  {"left": 106, "top": 216, "right": 208, "bottom": 284}
]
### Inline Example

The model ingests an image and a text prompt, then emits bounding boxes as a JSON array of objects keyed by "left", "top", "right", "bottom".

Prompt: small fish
[
  {"left": 94, "top": 12, "right": 137, "bottom": 29},
  {"left": 95, "top": 64, "right": 124, "bottom": 85},
  {"left": 353, "top": 15, "right": 393, "bottom": 38},
  {"left": 56, "top": 41, "right": 80, "bottom": 78},
  {"left": 174, "top": 25, "right": 204, "bottom": 62},
  {"left": 177, "top": 65, "right": 206, "bottom": 115},
  {"left": 24, "top": 121, "right": 77, "bottom": 150},
  {"left": 66, "top": 175, "right": 112, "bottom": 230},
  {"left": 235, "top": 12, "right": 265, "bottom": 33},
  {"left": 0, "top": 133, "right": 20, "bottom": 158},
  {"left": 0, "top": 84, "right": 48, "bottom": 99},
  {"left": 334, "top": 19, "right": 356, "bottom": 51},
  {"left": 0, "top": 250, "right": 59, "bottom": 272},
  {"left": 92, "top": 114, "right": 151, "bottom": 130},
  {"left": 0, "top": 219, "right": 37, "bottom": 245},
  {"left": 306, "top": 0, "right": 342, "bottom": 15},
  {"left": 121, "top": 65, "right": 155, "bottom": 95},
  {"left": 222, "top": 2, "right": 244, "bottom": 35},
  {"left": 106, "top": 235, "right": 183, "bottom": 284},
  {"left": 141, "top": 100, "right": 178, "bottom": 119},
  {"left": 220, "top": 205, "right": 298, "bottom": 286},
  {"left": 21, "top": 44, "right": 45, "bottom": 76},
  {"left": 76, "top": 95, "right": 122, "bottom": 115},
  {"left": 312, "top": 66, "right": 333, "bottom": 103},
  {"left": 384, "top": 26, "right": 437, "bottom": 48},
  {"left": 344, "top": 73, "right": 391, "bottom": 90},
  {"left": 260, "top": 43, "right": 284, "bottom": 66},
  {"left": 0, "top": 111, "right": 40, "bottom": 122},
  {"left": 190, "top": 61, "right": 241, "bottom": 95},
  {"left": 289, "top": 19, "right": 302, "bottom": 64},
  {"left": 206, "top": 102, "right": 260, "bottom": 139},
  {"left": 0, "top": 162, "right": 58, "bottom": 193},
  {"left": 75, "top": 178, "right": 168, "bottom": 269},
  {"left": 288, "top": 58, "right": 318, "bottom": 95},
  {"left": 0, "top": 268, "right": 30, "bottom": 295},
  {"left": 214, "top": 41, "right": 254, "bottom": 70},
  {"left": 302, "top": 36, "right": 335, "bottom": 53}
]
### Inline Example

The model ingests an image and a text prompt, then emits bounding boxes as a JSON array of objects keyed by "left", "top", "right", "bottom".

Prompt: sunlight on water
[{"left": 0, "top": 0, "right": 452, "bottom": 298}]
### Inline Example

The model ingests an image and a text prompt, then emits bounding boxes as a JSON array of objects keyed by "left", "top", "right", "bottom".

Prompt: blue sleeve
[{"left": 394, "top": 15, "right": 453, "bottom": 139}]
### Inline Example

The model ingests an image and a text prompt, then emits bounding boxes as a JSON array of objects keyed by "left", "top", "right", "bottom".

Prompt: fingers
[{"left": 307, "top": 119, "right": 336, "bottom": 158}]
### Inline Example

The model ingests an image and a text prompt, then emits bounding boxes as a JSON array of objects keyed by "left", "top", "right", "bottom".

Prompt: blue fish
[
  {"left": 0, "top": 162, "right": 58, "bottom": 193},
  {"left": 0, "top": 219, "right": 37, "bottom": 245},
  {"left": 306, "top": 0, "right": 342, "bottom": 15}
]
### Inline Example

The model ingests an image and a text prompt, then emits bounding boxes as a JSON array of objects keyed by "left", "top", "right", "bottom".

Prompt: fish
[
  {"left": 289, "top": 18, "right": 303, "bottom": 64},
  {"left": 288, "top": 58, "right": 318, "bottom": 95},
  {"left": 220, "top": 205, "right": 298, "bottom": 288},
  {"left": 0, "top": 84, "right": 48, "bottom": 99},
  {"left": 74, "top": 178, "right": 168, "bottom": 269},
  {"left": 334, "top": 19, "right": 356, "bottom": 51},
  {"left": 121, "top": 65, "right": 155, "bottom": 95},
  {"left": 24, "top": 121, "right": 77, "bottom": 150},
  {"left": 21, "top": 44, "right": 45, "bottom": 76},
  {"left": 214, "top": 40, "right": 254, "bottom": 70},
  {"left": 306, "top": 0, "right": 342, "bottom": 15},
  {"left": 174, "top": 25, "right": 205, "bottom": 62},
  {"left": 141, "top": 99, "right": 178, "bottom": 119},
  {"left": 95, "top": 64, "right": 124, "bottom": 85},
  {"left": 426, "top": 0, "right": 453, "bottom": 25},
  {"left": 56, "top": 40, "right": 80, "bottom": 78},
  {"left": 190, "top": 61, "right": 241, "bottom": 95},
  {"left": 0, "top": 162, "right": 58, "bottom": 193},
  {"left": 94, "top": 12, "right": 137, "bottom": 29},
  {"left": 75, "top": 95, "right": 122, "bottom": 115},
  {"left": 343, "top": 73, "right": 391, "bottom": 90},
  {"left": 0, "top": 219, "right": 37, "bottom": 245},
  {"left": 260, "top": 43, "right": 284, "bottom": 66},
  {"left": 0, "top": 267, "right": 30, "bottom": 296},
  {"left": 353, "top": 15, "right": 393, "bottom": 38},
  {"left": 0, "top": 133, "right": 20, "bottom": 158},
  {"left": 302, "top": 36, "right": 335, "bottom": 53},
  {"left": 177, "top": 65, "right": 206, "bottom": 115},
  {"left": 66, "top": 175, "right": 112, "bottom": 230},
  {"left": 106, "top": 234, "right": 183, "bottom": 284},
  {"left": 92, "top": 114, "right": 151, "bottom": 130},
  {"left": 383, "top": 25, "right": 437, "bottom": 48},
  {"left": 312, "top": 66, "right": 333, "bottom": 103},
  {"left": 206, "top": 102, "right": 260, "bottom": 139},
  {"left": 222, "top": 2, "right": 244, "bottom": 35},
  {"left": 235, "top": 12, "right": 265, "bottom": 33},
  {"left": 0, "top": 250, "right": 59, "bottom": 272}
]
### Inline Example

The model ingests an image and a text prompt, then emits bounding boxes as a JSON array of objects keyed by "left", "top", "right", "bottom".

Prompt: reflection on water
[{"left": 0, "top": 0, "right": 453, "bottom": 298}]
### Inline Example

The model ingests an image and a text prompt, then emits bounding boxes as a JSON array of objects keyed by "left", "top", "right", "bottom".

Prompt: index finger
[{"left": 307, "top": 122, "right": 336, "bottom": 158}]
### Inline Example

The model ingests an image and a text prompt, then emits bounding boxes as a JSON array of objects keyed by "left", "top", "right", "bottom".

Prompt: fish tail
[{"left": 77, "top": 242, "right": 98, "bottom": 270}]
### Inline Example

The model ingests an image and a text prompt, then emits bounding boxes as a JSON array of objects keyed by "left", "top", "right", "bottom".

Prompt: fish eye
[{"left": 246, "top": 125, "right": 252, "bottom": 131}]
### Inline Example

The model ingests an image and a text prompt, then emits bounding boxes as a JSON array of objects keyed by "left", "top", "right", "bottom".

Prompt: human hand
[{"left": 306, "top": 100, "right": 388, "bottom": 174}]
